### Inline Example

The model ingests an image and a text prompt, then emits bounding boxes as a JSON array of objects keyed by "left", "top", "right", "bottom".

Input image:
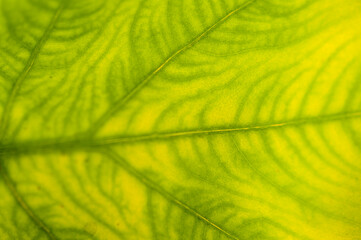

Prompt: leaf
[{"left": 0, "top": 0, "right": 361, "bottom": 239}]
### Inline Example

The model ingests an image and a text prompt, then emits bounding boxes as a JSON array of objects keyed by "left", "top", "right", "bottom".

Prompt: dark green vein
[
  {"left": 87, "top": 0, "right": 256, "bottom": 136},
  {"left": 0, "top": 2, "right": 66, "bottom": 141}
]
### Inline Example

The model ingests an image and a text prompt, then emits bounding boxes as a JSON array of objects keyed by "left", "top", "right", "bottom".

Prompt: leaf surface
[{"left": 1, "top": 0, "right": 361, "bottom": 239}]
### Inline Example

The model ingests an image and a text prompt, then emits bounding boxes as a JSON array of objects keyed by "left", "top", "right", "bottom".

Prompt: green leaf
[{"left": 1, "top": 0, "right": 361, "bottom": 239}]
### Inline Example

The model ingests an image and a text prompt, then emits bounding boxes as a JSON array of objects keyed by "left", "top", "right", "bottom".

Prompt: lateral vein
[
  {"left": 0, "top": 161, "right": 57, "bottom": 240},
  {"left": 88, "top": 0, "right": 256, "bottom": 136},
  {"left": 0, "top": 2, "right": 65, "bottom": 141},
  {"left": 0, "top": 2, "right": 66, "bottom": 240},
  {"left": 104, "top": 149, "right": 240, "bottom": 240}
]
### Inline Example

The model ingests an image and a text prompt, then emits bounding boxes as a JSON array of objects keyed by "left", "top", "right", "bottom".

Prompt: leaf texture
[{"left": 0, "top": 0, "right": 361, "bottom": 239}]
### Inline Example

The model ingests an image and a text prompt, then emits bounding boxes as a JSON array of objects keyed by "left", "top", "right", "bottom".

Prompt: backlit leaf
[{"left": 0, "top": 0, "right": 361, "bottom": 239}]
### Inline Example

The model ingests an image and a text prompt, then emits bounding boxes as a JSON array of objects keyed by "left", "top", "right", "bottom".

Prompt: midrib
[{"left": 1, "top": 110, "right": 360, "bottom": 155}]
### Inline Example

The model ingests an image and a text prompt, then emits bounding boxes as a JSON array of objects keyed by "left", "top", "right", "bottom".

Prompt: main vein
[
  {"left": 1, "top": 110, "right": 360, "bottom": 154},
  {"left": 0, "top": 2, "right": 66, "bottom": 240},
  {"left": 93, "top": 111, "right": 361, "bottom": 146},
  {"left": 87, "top": 0, "right": 256, "bottom": 136}
]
